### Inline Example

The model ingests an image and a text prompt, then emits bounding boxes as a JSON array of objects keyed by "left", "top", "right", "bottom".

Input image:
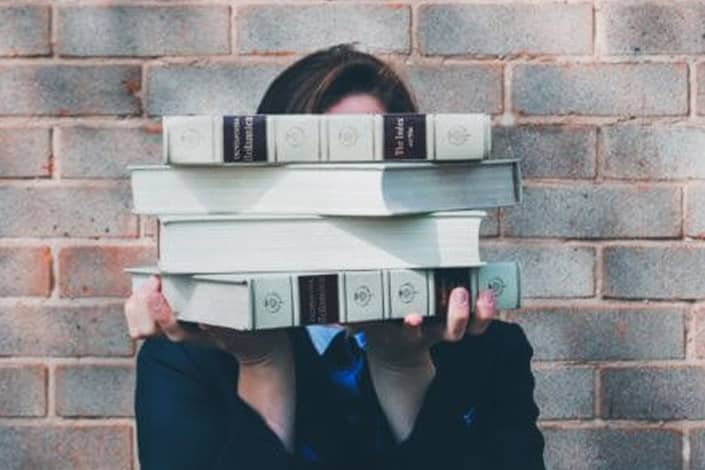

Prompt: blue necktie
[{"left": 322, "top": 330, "right": 365, "bottom": 397}]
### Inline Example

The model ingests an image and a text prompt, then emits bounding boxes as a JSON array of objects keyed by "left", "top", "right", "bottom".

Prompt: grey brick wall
[{"left": 1, "top": 1, "right": 703, "bottom": 468}]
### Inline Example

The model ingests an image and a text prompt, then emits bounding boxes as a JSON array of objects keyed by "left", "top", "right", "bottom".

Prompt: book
[
  {"left": 130, "top": 159, "right": 521, "bottom": 216},
  {"left": 126, "top": 262, "right": 520, "bottom": 331},
  {"left": 157, "top": 211, "right": 485, "bottom": 274},
  {"left": 162, "top": 113, "right": 491, "bottom": 164}
]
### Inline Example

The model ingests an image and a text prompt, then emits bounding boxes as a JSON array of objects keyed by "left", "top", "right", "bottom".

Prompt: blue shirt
[{"left": 306, "top": 324, "right": 365, "bottom": 355}]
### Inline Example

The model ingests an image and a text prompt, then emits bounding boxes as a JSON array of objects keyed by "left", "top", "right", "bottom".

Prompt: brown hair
[{"left": 256, "top": 43, "right": 419, "bottom": 114}]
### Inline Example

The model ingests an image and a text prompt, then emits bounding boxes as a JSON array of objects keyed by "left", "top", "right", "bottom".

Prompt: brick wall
[{"left": 0, "top": 1, "right": 702, "bottom": 468}]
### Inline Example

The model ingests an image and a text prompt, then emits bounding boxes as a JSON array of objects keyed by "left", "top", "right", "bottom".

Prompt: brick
[
  {"left": 534, "top": 367, "right": 594, "bottom": 420},
  {"left": 601, "top": 2, "right": 705, "bottom": 55},
  {"left": 238, "top": 5, "right": 410, "bottom": 54},
  {"left": 56, "top": 364, "right": 134, "bottom": 417},
  {"left": 512, "top": 63, "right": 687, "bottom": 116},
  {"left": 0, "top": 6, "right": 50, "bottom": 56},
  {"left": 507, "top": 307, "right": 684, "bottom": 361},
  {"left": 58, "top": 6, "right": 229, "bottom": 57},
  {"left": 480, "top": 209, "right": 499, "bottom": 238},
  {"left": 492, "top": 125, "right": 596, "bottom": 179},
  {"left": 0, "top": 425, "right": 131, "bottom": 470},
  {"left": 405, "top": 65, "right": 502, "bottom": 114},
  {"left": 604, "top": 246, "right": 705, "bottom": 300},
  {"left": 694, "top": 304, "right": 705, "bottom": 359},
  {"left": 481, "top": 244, "right": 595, "bottom": 297},
  {"left": 0, "top": 128, "right": 51, "bottom": 177},
  {"left": 601, "top": 367, "right": 705, "bottom": 420},
  {"left": 58, "top": 245, "right": 156, "bottom": 298},
  {"left": 0, "top": 65, "right": 140, "bottom": 116},
  {"left": 57, "top": 126, "right": 161, "bottom": 178},
  {"left": 0, "top": 303, "right": 132, "bottom": 356},
  {"left": 141, "top": 215, "right": 158, "bottom": 238},
  {"left": 691, "top": 428, "right": 705, "bottom": 470},
  {"left": 418, "top": 3, "right": 592, "bottom": 56},
  {"left": 0, "top": 184, "right": 137, "bottom": 238},
  {"left": 502, "top": 184, "right": 682, "bottom": 238},
  {"left": 0, "top": 366, "right": 46, "bottom": 417},
  {"left": 687, "top": 184, "right": 705, "bottom": 239},
  {"left": 146, "top": 64, "right": 282, "bottom": 115},
  {"left": 603, "top": 124, "right": 705, "bottom": 180},
  {"left": 0, "top": 246, "right": 51, "bottom": 297},
  {"left": 543, "top": 427, "right": 682, "bottom": 470},
  {"left": 698, "top": 63, "right": 705, "bottom": 115}
]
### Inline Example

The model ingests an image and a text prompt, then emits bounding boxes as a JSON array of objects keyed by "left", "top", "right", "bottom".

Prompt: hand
[
  {"left": 356, "top": 287, "right": 497, "bottom": 442},
  {"left": 358, "top": 287, "right": 497, "bottom": 369},
  {"left": 124, "top": 275, "right": 296, "bottom": 450},
  {"left": 123, "top": 275, "right": 289, "bottom": 365}
]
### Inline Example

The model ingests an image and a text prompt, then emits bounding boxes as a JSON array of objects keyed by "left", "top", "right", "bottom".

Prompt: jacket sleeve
[
  {"left": 366, "top": 321, "right": 545, "bottom": 470},
  {"left": 135, "top": 336, "right": 292, "bottom": 470},
  {"left": 484, "top": 322, "right": 545, "bottom": 469}
]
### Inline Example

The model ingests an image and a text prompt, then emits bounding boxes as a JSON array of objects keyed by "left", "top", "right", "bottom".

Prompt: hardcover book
[
  {"left": 130, "top": 159, "right": 522, "bottom": 216},
  {"left": 162, "top": 113, "right": 492, "bottom": 164},
  {"left": 156, "top": 211, "right": 486, "bottom": 274},
  {"left": 126, "top": 262, "right": 520, "bottom": 331}
]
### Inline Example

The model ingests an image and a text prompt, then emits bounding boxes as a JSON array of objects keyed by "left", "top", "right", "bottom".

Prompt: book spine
[
  {"left": 254, "top": 263, "right": 520, "bottom": 329},
  {"left": 128, "top": 263, "right": 520, "bottom": 331},
  {"left": 223, "top": 115, "right": 268, "bottom": 162},
  {"left": 162, "top": 113, "right": 491, "bottom": 164}
]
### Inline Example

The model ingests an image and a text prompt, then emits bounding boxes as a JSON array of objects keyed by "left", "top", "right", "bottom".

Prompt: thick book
[
  {"left": 130, "top": 159, "right": 521, "bottom": 216},
  {"left": 163, "top": 113, "right": 491, "bottom": 164},
  {"left": 126, "top": 262, "right": 520, "bottom": 331},
  {"left": 157, "top": 211, "right": 485, "bottom": 274}
]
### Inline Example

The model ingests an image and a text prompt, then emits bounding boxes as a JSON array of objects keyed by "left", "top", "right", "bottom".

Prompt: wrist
[
  {"left": 237, "top": 341, "right": 290, "bottom": 368},
  {"left": 232, "top": 331, "right": 292, "bottom": 368},
  {"left": 366, "top": 346, "right": 434, "bottom": 372},
  {"left": 237, "top": 337, "right": 296, "bottom": 452},
  {"left": 367, "top": 351, "right": 436, "bottom": 443}
]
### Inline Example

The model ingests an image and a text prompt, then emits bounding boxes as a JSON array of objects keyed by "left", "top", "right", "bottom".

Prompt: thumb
[
  {"left": 442, "top": 287, "right": 470, "bottom": 342},
  {"left": 149, "top": 293, "right": 189, "bottom": 342},
  {"left": 467, "top": 290, "right": 496, "bottom": 336}
]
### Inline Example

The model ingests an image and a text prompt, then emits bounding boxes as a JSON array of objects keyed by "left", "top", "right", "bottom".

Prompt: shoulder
[
  {"left": 137, "top": 336, "right": 238, "bottom": 386},
  {"left": 483, "top": 320, "right": 532, "bottom": 352},
  {"left": 431, "top": 320, "right": 533, "bottom": 374},
  {"left": 438, "top": 320, "right": 530, "bottom": 355}
]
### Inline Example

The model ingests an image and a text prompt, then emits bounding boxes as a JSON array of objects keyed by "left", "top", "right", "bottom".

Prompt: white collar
[{"left": 305, "top": 324, "right": 366, "bottom": 355}]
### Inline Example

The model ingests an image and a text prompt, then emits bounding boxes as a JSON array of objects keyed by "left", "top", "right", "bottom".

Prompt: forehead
[{"left": 324, "top": 93, "right": 386, "bottom": 114}]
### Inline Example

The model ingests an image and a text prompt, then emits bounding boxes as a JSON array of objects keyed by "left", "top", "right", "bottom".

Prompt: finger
[
  {"left": 403, "top": 312, "right": 446, "bottom": 346},
  {"left": 137, "top": 275, "right": 160, "bottom": 297},
  {"left": 125, "top": 313, "right": 139, "bottom": 339},
  {"left": 147, "top": 293, "right": 187, "bottom": 342},
  {"left": 132, "top": 313, "right": 159, "bottom": 339},
  {"left": 467, "top": 289, "right": 497, "bottom": 336},
  {"left": 123, "top": 298, "right": 138, "bottom": 338},
  {"left": 403, "top": 313, "right": 424, "bottom": 328},
  {"left": 443, "top": 287, "right": 470, "bottom": 342},
  {"left": 127, "top": 294, "right": 158, "bottom": 337}
]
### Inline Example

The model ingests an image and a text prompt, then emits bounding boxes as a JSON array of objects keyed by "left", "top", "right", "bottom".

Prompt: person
[{"left": 126, "top": 43, "right": 545, "bottom": 470}]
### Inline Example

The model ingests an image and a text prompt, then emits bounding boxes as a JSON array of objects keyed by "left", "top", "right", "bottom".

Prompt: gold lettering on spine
[{"left": 393, "top": 117, "right": 405, "bottom": 157}]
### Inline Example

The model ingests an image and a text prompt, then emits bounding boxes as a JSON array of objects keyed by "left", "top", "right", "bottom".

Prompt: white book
[
  {"left": 130, "top": 159, "right": 521, "bottom": 216},
  {"left": 162, "top": 113, "right": 491, "bottom": 164},
  {"left": 126, "top": 262, "right": 520, "bottom": 331},
  {"left": 157, "top": 211, "right": 485, "bottom": 274}
]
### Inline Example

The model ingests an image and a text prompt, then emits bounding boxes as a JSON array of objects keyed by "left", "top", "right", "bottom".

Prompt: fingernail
[
  {"left": 451, "top": 287, "right": 468, "bottom": 305},
  {"left": 480, "top": 289, "right": 495, "bottom": 302}
]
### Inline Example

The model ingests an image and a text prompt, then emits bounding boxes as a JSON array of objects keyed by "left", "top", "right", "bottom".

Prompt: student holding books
[{"left": 126, "top": 44, "right": 545, "bottom": 469}]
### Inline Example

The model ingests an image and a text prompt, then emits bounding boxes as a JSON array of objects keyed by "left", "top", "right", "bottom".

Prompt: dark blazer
[{"left": 135, "top": 320, "right": 545, "bottom": 469}]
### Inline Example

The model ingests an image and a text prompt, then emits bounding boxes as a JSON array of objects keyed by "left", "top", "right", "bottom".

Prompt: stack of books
[{"left": 127, "top": 113, "right": 523, "bottom": 331}]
